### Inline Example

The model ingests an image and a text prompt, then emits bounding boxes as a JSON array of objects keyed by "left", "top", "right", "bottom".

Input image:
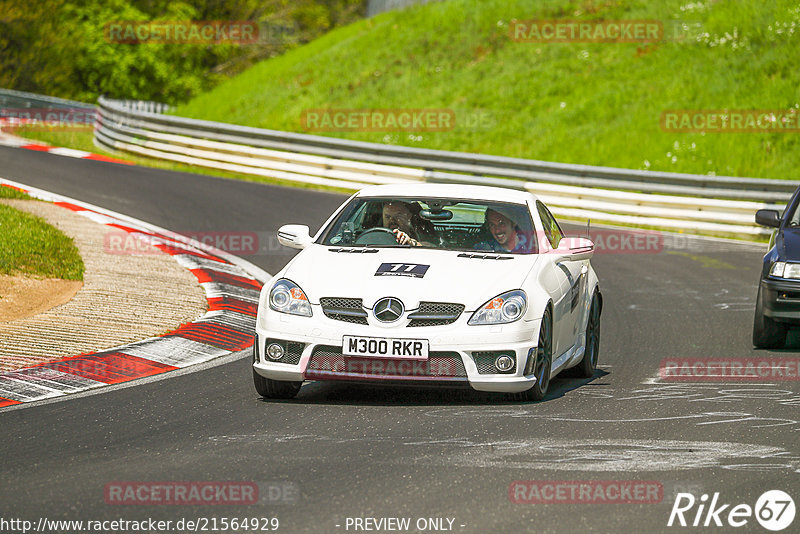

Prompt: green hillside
[{"left": 175, "top": 0, "right": 800, "bottom": 180}]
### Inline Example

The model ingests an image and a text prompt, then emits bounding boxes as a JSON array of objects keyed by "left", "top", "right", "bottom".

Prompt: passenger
[{"left": 474, "top": 207, "right": 534, "bottom": 253}]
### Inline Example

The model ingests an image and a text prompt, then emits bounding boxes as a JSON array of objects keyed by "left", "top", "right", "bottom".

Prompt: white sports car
[{"left": 253, "top": 183, "right": 601, "bottom": 401}]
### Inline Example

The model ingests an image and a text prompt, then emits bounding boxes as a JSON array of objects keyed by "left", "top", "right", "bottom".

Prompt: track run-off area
[{"left": 0, "top": 144, "right": 797, "bottom": 533}]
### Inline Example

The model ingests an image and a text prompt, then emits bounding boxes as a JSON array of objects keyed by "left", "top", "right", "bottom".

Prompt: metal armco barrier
[
  {"left": 0, "top": 88, "right": 95, "bottom": 112},
  {"left": 93, "top": 95, "right": 797, "bottom": 237}
]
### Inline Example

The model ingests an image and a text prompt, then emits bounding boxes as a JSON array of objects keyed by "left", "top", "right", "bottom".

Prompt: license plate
[{"left": 342, "top": 336, "right": 429, "bottom": 360}]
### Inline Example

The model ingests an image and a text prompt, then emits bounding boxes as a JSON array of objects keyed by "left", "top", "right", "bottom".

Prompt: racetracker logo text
[
  {"left": 509, "top": 480, "right": 663, "bottom": 504},
  {"left": 510, "top": 20, "right": 663, "bottom": 42},
  {"left": 104, "top": 21, "right": 258, "bottom": 44},
  {"left": 565, "top": 229, "right": 663, "bottom": 255},
  {"left": 105, "top": 482, "right": 258, "bottom": 505},
  {"left": 0, "top": 107, "right": 95, "bottom": 130},
  {"left": 306, "top": 358, "right": 458, "bottom": 378},
  {"left": 659, "top": 358, "right": 800, "bottom": 382},
  {"left": 301, "top": 109, "right": 456, "bottom": 132},
  {"left": 660, "top": 110, "right": 800, "bottom": 133},
  {"left": 104, "top": 230, "right": 258, "bottom": 255}
]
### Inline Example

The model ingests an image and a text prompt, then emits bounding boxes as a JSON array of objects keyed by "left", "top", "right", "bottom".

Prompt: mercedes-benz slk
[{"left": 253, "top": 183, "right": 601, "bottom": 401}]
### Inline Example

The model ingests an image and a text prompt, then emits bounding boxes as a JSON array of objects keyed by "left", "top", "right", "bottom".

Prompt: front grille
[
  {"left": 264, "top": 338, "right": 305, "bottom": 365},
  {"left": 306, "top": 346, "right": 467, "bottom": 379},
  {"left": 320, "top": 297, "right": 368, "bottom": 325},
  {"left": 407, "top": 302, "right": 465, "bottom": 327},
  {"left": 473, "top": 351, "right": 516, "bottom": 374}
]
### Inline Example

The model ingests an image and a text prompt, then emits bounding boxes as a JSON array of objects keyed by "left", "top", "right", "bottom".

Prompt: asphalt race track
[{"left": 1, "top": 145, "right": 798, "bottom": 533}]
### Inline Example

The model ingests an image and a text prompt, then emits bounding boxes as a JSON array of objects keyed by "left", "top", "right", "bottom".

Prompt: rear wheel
[
  {"left": 752, "top": 286, "right": 787, "bottom": 349},
  {"left": 571, "top": 291, "right": 601, "bottom": 378},
  {"left": 514, "top": 307, "right": 552, "bottom": 402},
  {"left": 253, "top": 369, "right": 302, "bottom": 399}
]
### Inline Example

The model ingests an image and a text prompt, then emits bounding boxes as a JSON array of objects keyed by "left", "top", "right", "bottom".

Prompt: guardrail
[
  {"left": 93, "top": 95, "right": 796, "bottom": 237},
  {"left": 0, "top": 88, "right": 95, "bottom": 112}
]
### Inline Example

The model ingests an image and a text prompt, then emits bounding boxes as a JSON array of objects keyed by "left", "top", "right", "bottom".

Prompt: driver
[{"left": 381, "top": 201, "right": 437, "bottom": 247}]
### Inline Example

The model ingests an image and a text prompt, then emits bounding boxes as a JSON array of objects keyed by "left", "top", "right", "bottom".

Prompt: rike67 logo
[{"left": 668, "top": 490, "right": 795, "bottom": 531}]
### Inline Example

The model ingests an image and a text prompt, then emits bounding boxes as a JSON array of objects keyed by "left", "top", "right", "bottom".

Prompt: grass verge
[
  {"left": 173, "top": 0, "right": 800, "bottom": 181},
  {"left": 0, "top": 192, "right": 84, "bottom": 280}
]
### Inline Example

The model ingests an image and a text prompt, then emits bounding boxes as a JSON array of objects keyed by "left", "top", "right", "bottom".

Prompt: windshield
[{"left": 319, "top": 197, "right": 538, "bottom": 254}]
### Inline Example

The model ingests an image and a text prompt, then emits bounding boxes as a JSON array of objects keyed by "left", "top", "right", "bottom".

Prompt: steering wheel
[{"left": 354, "top": 227, "right": 399, "bottom": 245}]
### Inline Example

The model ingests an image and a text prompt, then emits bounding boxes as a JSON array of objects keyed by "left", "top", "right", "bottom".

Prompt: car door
[{"left": 536, "top": 202, "right": 585, "bottom": 358}]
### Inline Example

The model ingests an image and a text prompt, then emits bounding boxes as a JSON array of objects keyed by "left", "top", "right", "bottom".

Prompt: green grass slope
[
  {"left": 175, "top": 0, "right": 800, "bottom": 180},
  {"left": 0, "top": 188, "right": 84, "bottom": 280}
]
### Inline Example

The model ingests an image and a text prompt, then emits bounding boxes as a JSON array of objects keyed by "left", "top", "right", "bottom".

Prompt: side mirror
[
  {"left": 554, "top": 237, "right": 594, "bottom": 261},
  {"left": 755, "top": 209, "right": 781, "bottom": 228},
  {"left": 277, "top": 224, "right": 313, "bottom": 249}
]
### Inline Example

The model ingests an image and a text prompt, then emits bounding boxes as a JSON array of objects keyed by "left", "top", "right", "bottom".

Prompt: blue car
[{"left": 753, "top": 187, "right": 800, "bottom": 348}]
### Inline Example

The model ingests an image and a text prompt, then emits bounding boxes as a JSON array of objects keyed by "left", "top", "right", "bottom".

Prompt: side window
[
  {"left": 789, "top": 204, "right": 800, "bottom": 227},
  {"left": 536, "top": 201, "right": 564, "bottom": 249}
]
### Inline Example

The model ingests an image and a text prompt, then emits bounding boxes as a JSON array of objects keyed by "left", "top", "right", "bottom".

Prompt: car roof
[{"left": 356, "top": 183, "right": 540, "bottom": 204}]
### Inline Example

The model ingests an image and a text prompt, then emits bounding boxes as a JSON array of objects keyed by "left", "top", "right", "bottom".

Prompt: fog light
[
  {"left": 495, "top": 355, "right": 514, "bottom": 372},
  {"left": 266, "top": 343, "right": 285, "bottom": 361}
]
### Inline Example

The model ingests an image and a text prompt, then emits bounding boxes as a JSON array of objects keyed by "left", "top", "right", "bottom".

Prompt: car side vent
[
  {"left": 328, "top": 248, "right": 379, "bottom": 253},
  {"left": 407, "top": 302, "right": 465, "bottom": 327},
  {"left": 320, "top": 297, "right": 369, "bottom": 325},
  {"left": 457, "top": 253, "right": 513, "bottom": 260}
]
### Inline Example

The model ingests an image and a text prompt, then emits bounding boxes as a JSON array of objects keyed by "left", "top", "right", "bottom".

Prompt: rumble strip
[{"left": 0, "top": 180, "right": 268, "bottom": 408}]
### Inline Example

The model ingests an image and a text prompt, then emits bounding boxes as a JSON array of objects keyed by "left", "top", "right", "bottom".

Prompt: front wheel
[
  {"left": 253, "top": 369, "right": 302, "bottom": 399},
  {"left": 571, "top": 291, "right": 601, "bottom": 378},
  {"left": 514, "top": 307, "right": 552, "bottom": 402},
  {"left": 752, "top": 285, "right": 787, "bottom": 348}
]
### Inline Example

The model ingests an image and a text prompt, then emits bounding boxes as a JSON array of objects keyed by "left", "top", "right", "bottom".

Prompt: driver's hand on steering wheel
[{"left": 393, "top": 229, "right": 419, "bottom": 246}]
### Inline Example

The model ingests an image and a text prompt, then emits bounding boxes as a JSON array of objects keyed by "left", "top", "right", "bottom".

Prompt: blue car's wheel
[{"left": 752, "top": 285, "right": 787, "bottom": 349}]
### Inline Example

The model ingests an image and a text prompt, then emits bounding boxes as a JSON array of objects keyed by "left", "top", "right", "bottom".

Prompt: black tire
[
  {"left": 571, "top": 291, "right": 601, "bottom": 378},
  {"left": 752, "top": 286, "right": 787, "bottom": 348},
  {"left": 514, "top": 307, "right": 553, "bottom": 402},
  {"left": 253, "top": 369, "right": 302, "bottom": 399}
]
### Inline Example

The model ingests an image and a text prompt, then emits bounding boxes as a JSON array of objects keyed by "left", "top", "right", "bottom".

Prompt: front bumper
[
  {"left": 253, "top": 309, "right": 542, "bottom": 393},
  {"left": 761, "top": 278, "right": 800, "bottom": 324}
]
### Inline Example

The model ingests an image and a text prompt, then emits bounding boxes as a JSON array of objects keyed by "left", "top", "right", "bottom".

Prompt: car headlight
[
  {"left": 269, "top": 279, "right": 312, "bottom": 317},
  {"left": 468, "top": 290, "right": 527, "bottom": 325},
  {"left": 770, "top": 261, "right": 800, "bottom": 279}
]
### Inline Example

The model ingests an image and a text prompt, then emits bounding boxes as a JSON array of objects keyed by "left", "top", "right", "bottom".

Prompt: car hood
[{"left": 282, "top": 246, "right": 539, "bottom": 311}]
